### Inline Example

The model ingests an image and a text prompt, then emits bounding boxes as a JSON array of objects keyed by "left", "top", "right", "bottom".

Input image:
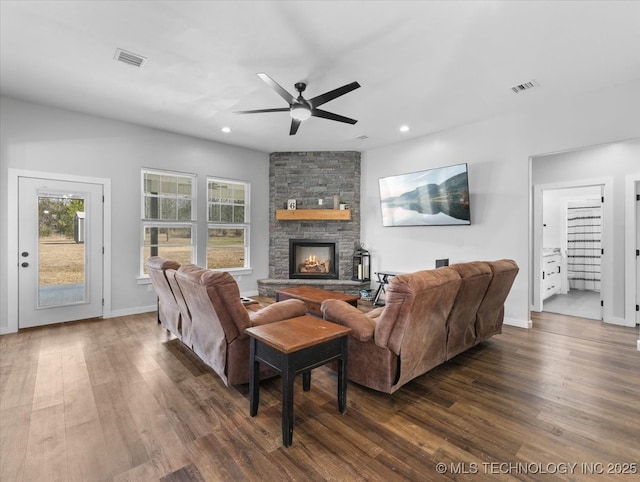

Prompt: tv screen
[{"left": 379, "top": 163, "right": 470, "bottom": 226}]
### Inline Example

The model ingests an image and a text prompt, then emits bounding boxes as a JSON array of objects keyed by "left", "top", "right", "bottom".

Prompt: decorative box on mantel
[{"left": 276, "top": 209, "right": 351, "bottom": 221}]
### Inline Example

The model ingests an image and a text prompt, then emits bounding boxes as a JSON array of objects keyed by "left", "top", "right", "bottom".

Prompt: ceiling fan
[{"left": 234, "top": 73, "right": 360, "bottom": 135}]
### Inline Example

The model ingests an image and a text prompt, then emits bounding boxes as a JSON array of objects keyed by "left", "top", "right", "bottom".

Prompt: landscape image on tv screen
[{"left": 379, "top": 163, "right": 470, "bottom": 226}]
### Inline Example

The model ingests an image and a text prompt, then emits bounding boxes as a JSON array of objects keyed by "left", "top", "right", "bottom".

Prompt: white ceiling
[{"left": 2, "top": 1, "right": 639, "bottom": 154}]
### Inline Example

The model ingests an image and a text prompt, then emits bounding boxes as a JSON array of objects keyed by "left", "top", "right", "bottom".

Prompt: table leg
[
  {"left": 373, "top": 273, "right": 387, "bottom": 306},
  {"left": 337, "top": 336, "right": 348, "bottom": 414},
  {"left": 302, "top": 370, "right": 311, "bottom": 392},
  {"left": 282, "top": 359, "right": 295, "bottom": 447},
  {"left": 249, "top": 338, "right": 259, "bottom": 417},
  {"left": 372, "top": 285, "right": 384, "bottom": 306}
]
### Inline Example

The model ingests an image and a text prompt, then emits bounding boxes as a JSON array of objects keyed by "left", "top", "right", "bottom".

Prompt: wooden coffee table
[
  {"left": 275, "top": 286, "right": 359, "bottom": 317},
  {"left": 246, "top": 315, "right": 352, "bottom": 447}
]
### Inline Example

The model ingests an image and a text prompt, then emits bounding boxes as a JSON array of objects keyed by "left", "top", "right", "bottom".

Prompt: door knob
[{"left": 21, "top": 262, "right": 29, "bottom": 268}]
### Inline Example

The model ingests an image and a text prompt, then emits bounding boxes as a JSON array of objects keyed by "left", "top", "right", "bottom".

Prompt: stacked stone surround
[{"left": 258, "top": 151, "right": 369, "bottom": 297}]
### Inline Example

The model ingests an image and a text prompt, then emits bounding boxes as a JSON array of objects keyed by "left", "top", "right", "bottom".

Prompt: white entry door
[{"left": 18, "top": 177, "right": 104, "bottom": 328}]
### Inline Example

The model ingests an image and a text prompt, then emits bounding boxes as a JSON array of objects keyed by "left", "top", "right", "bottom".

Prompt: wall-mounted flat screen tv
[{"left": 379, "top": 163, "right": 470, "bottom": 226}]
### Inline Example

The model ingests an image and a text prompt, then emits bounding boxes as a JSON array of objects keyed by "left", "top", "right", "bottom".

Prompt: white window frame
[
  {"left": 206, "top": 177, "right": 250, "bottom": 271},
  {"left": 140, "top": 168, "right": 197, "bottom": 277}
]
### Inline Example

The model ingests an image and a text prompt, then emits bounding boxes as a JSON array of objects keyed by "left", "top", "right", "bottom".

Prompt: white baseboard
[
  {"left": 242, "top": 290, "right": 259, "bottom": 297},
  {"left": 0, "top": 304, "right": 156, "bottom": 334},
  {"left": 106, "top": 305, "right": 156, "bottom": 318},
  {"left": 504, "top": 316, "right": 532, "bottom": 329},
  {"left": 0, "top": 326, "right": 14, "bottom": 335},
  {"left": 605, "top": 316, "right": 635, "bottom": 327}
]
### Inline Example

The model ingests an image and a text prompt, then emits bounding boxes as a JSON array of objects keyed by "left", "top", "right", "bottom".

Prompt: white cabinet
[{"left": 542, "top": 251, "right": 562, "bottom": 300}]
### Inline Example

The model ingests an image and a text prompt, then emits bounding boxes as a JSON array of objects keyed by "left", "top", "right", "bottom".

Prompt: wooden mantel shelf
[{"left": 276, "top": 209, "right": 351, "bottom": 221}]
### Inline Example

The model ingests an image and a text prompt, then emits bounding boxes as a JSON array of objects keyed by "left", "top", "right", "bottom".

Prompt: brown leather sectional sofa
[
  {"left": 146, "top": 257, "right": 307, "bottom": 386},
  {"left": 321, "top": 260, "right": 519, "bottom": 394}
]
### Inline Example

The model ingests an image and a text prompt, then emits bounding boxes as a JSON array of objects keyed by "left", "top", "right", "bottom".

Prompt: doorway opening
[
  {"left": 532, "top": 177, "right": 613, "bottom": 324},
  {"left": 531, "top": 140, "right": 639, "bottom": 340},
  {"left": 540, "top": 186, "right": 603, "bottom": 320}
]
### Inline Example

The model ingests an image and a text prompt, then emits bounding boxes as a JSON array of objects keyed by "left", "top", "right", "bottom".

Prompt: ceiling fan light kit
[
  {"left": 235, "top": 73, "right": 360, "bottom": 135},
  {"left": 290, "top": 103, "right": 311, "bottom": 121}
]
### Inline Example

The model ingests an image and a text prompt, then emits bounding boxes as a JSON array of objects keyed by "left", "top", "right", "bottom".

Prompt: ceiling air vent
[
  {"left": 511, "top": 80, "right": 539, "bottom": 94},
  {"left": 114, "top": 48, "right": 147, "bottom": 68}
]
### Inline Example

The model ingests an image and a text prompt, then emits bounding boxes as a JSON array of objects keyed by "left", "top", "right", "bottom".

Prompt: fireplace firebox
[{"left": 289, "top": 239, "right": 338, "bottom": 279}]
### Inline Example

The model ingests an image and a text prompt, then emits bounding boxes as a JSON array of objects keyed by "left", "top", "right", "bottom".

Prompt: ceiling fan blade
[
  {"left": 257, "top": 73, "right": 295, "bottom": 105},
  {"left": 311, "top": 108, "right": 358, "bottom": 125},
  {"left": 234, "top": 107, "right": 290, "bottom": 114},
  {"left": 309, "top": 82, "right": 360, "bottom": 108},
  {"left": 289, "top": 118, "right": 302, "bottom": 135}
]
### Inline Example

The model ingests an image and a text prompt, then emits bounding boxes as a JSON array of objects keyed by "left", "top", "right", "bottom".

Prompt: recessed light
[
  {"left": 399, "top": 125, "right": 410, "bottom": 132},
  {"left": 221, "top": 127, "right": 231, "bottom": 133}
]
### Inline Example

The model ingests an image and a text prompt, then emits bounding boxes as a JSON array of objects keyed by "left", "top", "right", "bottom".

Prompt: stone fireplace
[
  {"left": 258, "top": 151, "right": 370, "bottom": 297},
  {"left": 289, "top": 239, "right": 338, "bottom": 280}
]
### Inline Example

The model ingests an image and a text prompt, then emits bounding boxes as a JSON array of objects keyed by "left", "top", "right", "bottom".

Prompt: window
[
  {"left": 207, "top": 178, "right": 249, "bottom": 270},
  {"left": 139, "top": 171, "right": 249, "bottom": 276},
  {"left": 141, "top": 169, "right": 196, "bottom": 275}
]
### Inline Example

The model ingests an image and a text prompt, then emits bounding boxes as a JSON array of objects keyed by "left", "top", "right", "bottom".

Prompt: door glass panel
[{"left": 38, "top": 194, "right": 86, "bottom": 307}]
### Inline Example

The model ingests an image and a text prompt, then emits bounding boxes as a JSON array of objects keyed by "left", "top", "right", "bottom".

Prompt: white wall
[
  {"left": 361, "top": 80, "right": 640, "bottom": 328},
  {"left": 0, "top": 96, "right": 269, "bottom": 333}
]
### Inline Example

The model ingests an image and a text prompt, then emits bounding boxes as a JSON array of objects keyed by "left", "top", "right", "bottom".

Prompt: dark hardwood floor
[{"left": 1, "top": 306, "right": 638, "bottom": 481}]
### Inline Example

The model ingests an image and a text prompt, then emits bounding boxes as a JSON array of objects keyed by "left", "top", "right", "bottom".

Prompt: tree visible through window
[
  {"left": 141, "top": 170, "right": 195, "bottom": 274},
  {"left": 207, "top": 178, "right": 249, "bottom": 269}
]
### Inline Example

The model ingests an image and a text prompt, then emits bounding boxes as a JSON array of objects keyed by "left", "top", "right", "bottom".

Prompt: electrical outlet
[{"left": 318, "top": 199, "right": 323, "bottom": 206}]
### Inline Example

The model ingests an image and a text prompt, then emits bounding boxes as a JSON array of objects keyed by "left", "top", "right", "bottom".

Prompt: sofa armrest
[
  {"left": 249, "top": 299, "right": 307, "bottom": 326},
  {"left": 321, "top": 299, "right": 375, "bottom": 342}
]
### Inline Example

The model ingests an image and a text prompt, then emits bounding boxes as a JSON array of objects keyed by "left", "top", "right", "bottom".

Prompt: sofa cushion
[
  {"left": 475, "top": 259, "right": 519, "bottom": 342},
  {"left": 386, "top": 267, "right": 462, "bottom": 390},
  {"left": 146, "top": 256, "right": 180, "bottom": 271},
  {"left": 175, "top": 265, "right": 229, "bottom": 382},
  {"left": 379, "top": 267, "right": 461, "bottom": 354},
  {"left": 166, "top": 269, "right": 193, "bottom": 347},
  {"left": 446, "top": 261, "right": 493, "bottom": 359},
  {"left": 174, "top": 264, "right": 307, "bottom": 386},
  {"left": 249, "top": 299, "right": 307, "bottom": 326},
  {"left": 321, "top": 299, "right": 375, "bottom": 342},
  {"left": 321, "top": 260, "right": 517, "bottom": 394},
  {"left": 199, "top": 269, "right": 252, "bottom": 342},
  {"left": 146, "top": 256, "right": 182, "bottom": 339}
]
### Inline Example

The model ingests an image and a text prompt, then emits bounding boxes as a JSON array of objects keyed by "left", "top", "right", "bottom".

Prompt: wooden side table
[{"left": 246, "top": 315, "right": 352, "bottom": 447}]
